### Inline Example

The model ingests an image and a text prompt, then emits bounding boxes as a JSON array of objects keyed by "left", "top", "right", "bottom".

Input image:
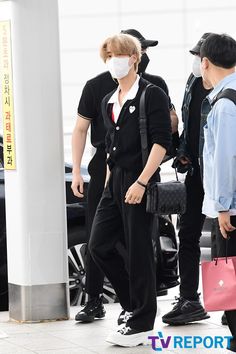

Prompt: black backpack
[
  {"left": 199, "top": 88, "right": 236, "bottom": 178},
  {"left": 211, "top": 88, "right": 236, "bottom": 106}
]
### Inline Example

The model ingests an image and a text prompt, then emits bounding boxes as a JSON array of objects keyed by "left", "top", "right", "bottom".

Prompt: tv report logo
[{"left": 148, "top": 331, "right": 231, "bottom": 351}]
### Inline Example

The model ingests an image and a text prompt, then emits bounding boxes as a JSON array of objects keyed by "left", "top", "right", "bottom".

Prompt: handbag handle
[
  {"left": 174, "top": 166, "right": 179, "bottom": 181},
  {"left": 214, "top": 235, "right": 230, "bottom": 265},
  {"left": 139, "top": 84, "right": 179, "bottom": 181}
]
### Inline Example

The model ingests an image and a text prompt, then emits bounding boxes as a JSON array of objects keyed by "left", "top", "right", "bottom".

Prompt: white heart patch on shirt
[{"left": 129, "top": 106, "right": 136, "bottom": 114}]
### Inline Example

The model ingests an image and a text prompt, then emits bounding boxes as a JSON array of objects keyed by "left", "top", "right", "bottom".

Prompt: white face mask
[
  {"left": 106, "top": 56, "right": 131, "bottom": 79},
  {"left": 192, "top": 55, "right": 202, "bottom": 78}
]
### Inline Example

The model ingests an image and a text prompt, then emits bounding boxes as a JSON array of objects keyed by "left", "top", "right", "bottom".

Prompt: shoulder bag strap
[{"left": 139, "top": 84, "right": 153, "bottom": 168}]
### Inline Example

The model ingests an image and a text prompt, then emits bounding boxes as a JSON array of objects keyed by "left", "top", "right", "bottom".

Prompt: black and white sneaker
[
  {"left": 162, "top": 296, "right": 210, "bottom": 325},
  {"left": 106, "top": 325, "right": 153, "bottom": 347},
  {"left": 117, "top": 310, "right": 133, "bottom": 327},
  {"left": 75, "top": 296, "right": 105, "bottom": 322}
]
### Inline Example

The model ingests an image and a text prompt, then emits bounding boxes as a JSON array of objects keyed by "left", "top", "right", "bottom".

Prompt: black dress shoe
[
  {"left": 162, "top": 296, "right": 210, "bottom": 325},
  {"left": 228, "top": 337, "right": 236, "bottom": 352},
  {"left": 75, "top": 296, "right": 106, "bottom": 322},
  {"left": 221, "top": 312, "right": 228, "bottom": 325}
]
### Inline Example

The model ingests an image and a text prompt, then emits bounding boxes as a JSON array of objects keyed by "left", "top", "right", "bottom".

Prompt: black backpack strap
[
  {"left": 139, "top": 84, "right": 153, "bottom": 167},
  {"left": 211, "top": 88, "right": 236, "bottom": 106}
]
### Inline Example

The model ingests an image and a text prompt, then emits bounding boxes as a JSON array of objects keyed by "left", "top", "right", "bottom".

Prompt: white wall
[
  {"left": 1, "top": 1, "right": 236, "bottom": 163},
  {"left": 58, "top": 0, "right": 236, "bottom": 164}
]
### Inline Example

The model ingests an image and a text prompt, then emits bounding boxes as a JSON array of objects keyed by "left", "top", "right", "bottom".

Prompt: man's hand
[
  {"left": 218, "top": 211, "right": 236, "bottom": 239},
  {"left": 179, "top": 156, "right": 191, "bottom": 165},
  {"left": 125, "top": 181, "right": 145, "bottom": 204},
  {"left": 71, "top": 172, "right": 84, "bottom": 198}
]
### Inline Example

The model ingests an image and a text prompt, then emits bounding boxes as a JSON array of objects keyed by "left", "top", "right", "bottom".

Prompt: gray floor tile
[
  {"left": 0, "top": 340, "right": 37, "bottom": 354},
  {"left": 89, "top": 344, "right": 176, "bottom": 354},
  {"left": 0, "top": 323, "right": 39, "bottom": 335},
  {"left": 34, "top": 349, "right": 97, "bottom": 354},
  {"left": 5, "top": 333, "right": 78, "bottom": 351},
  {"left": 0, "top": 289, "right": 232, "bottom": 354}
]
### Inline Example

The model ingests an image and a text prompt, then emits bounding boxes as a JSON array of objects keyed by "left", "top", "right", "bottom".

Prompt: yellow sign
[{"left": 0, "top": 20, "right": 16, "bottom": 170}]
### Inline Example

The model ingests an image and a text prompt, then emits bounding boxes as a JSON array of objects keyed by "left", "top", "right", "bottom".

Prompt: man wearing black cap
[
  {"left": 71, "top": 29, "right": 178, "bottom": 323},
  {"left": 162, "top": 33, "right": 213, "bottom": 326},
  {"left": 121, "top": 29, "right": 158, "bottom": 74}
]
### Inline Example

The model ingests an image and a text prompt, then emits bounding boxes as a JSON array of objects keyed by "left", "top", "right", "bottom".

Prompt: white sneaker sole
[{"left": 106, "top": 330, "right": 153, "bottom": 347}]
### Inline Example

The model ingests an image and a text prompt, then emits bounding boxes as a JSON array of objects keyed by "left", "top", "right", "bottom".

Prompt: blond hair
[{"left": 100, "top": 33, "right": 141, "bottom": 72}]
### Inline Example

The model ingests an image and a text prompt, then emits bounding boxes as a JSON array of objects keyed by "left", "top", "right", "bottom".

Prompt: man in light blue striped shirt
[{"left": 200, "top": 33, "right": 236, "bottom": 353}]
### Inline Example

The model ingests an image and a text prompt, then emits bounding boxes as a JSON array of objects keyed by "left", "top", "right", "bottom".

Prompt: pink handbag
[{"left": 202, "top": 256, "right": 236, "bottom": 311}]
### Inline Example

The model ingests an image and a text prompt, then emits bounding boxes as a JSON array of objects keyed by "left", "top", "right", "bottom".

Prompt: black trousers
[
  {"left": 213, "top": 216, "right": 236, "bottom": 349},
  {"left": 85, "top": 149, "right": 107, "bottom": 297},
  {"left": 89, "top": 166, "right": 157, "bottom": 331},
  {"left": 178, "top": 164, "right": 206, "bottom": 299}
]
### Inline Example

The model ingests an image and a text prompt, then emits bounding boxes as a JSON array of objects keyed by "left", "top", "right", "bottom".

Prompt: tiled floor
[{"left": 0, "top": 288, "right": 233, "bottom": 354}]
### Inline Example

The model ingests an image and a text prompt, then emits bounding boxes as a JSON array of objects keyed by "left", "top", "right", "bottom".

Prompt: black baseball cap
[
  {"left": 189, "top": 32, "right": 213, "bottom": 55},
  {"left": 121, "top": 29, "right": 158, "bottom": 49}
]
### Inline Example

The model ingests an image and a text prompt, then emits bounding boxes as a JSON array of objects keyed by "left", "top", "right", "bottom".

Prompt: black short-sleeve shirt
[
  {"left": 77, "top": 71, "right": 173, "bottom": 149},
  {"left": 78, "top": 72, "right": 117, "bottom": 149}
]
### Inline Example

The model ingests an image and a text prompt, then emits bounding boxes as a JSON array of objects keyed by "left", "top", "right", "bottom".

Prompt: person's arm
[
  {"left": 170, "top": 107, "right": 179, "bottom": 134},
  {"left": 209, "top": 105, "right": 236, "bottom": 237},
  {"left": 175, "top": 74, "right": 196, "bottom": 163},
  {"left": 125, "top": 144, "right": 166, "bottom": 204},
  {"left": 138, "top": 144, "right": 166, "bottom": 185},
  {"left": 71, "top": 116, "right": 91, "bottom": 198},
  {"left": 153, "top": 77, "right": 179, "bottom": 134},
  {"left": 125, "top": 85, "right": 171, "bottom": 204},
  {"left": 176, "top": 132, "right": 191, "bottom": 165}
]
